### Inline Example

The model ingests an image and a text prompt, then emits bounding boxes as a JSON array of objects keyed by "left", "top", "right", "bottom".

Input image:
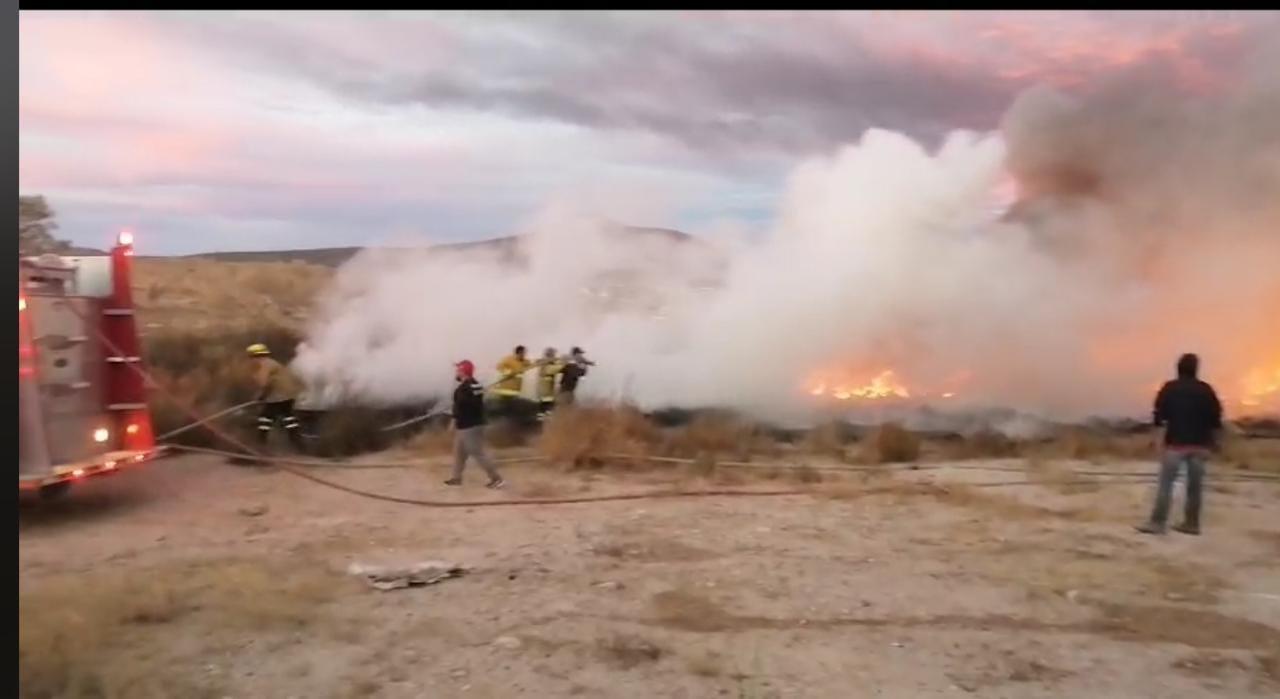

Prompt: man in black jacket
[
  {"left": 557, "top": 347, "right": 595, "bottom": 406},
  {"left": 1136, "top": 353, "right": 1223, "bottom": 536},
  {"left": 444, "top": 360, "right": 505, "bottom": 489}
]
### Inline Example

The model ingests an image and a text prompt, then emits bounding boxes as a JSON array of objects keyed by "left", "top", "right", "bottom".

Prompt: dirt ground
[{"left": 18, "top": 450, "right": 1280, "bottom": 699}]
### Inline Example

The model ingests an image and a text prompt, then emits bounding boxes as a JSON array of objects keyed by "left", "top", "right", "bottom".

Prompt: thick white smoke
[{"left": 296, "top": 77, "right": 1280, "bottom": 423}]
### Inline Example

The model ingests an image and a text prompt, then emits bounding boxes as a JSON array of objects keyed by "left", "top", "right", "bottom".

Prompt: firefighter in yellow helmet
[
  {"left": 534, "top": 347, "right": 564, "bottom": 420},
  {"left": 246, "top": 343, "right": 305, "bottom": 450}
]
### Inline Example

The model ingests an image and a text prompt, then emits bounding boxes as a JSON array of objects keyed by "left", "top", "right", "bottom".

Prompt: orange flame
[
  {"left": 1239, "top": 364, "right": 1280, "bottom": 412},
  {"left": 807, "top": 369, "right": 912, "bottom": 401}
]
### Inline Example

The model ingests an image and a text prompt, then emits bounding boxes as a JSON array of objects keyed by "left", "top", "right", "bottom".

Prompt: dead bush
[
  {"left": 944, "top": 430, "right": 1023, "bottom": 460},
  {"left": 1041, "top": 428, "right": 1154, "bottom": 462},
  {"left": 1218, "top": 431, "right": 1280, "bottom": 473},
  {"left": 1025, "top": 457, "right": 1101, "bottom": 494},
  {"left": 485, "top": 418, "right": 530, "bottom": 449},
  {"left": 408, "top": 426, "right": 455, "bottom": 456},
  {"left": 310, "top": 407, "right": 391, "bottom": 457},
  {"left": 802, "top": 421, "right": 848, "bottom": 459},
  {"left": 662, "top": 411, "right": 755, "bottom": 459},
  {"left": 538, "top": 404, "right": 660, "bottom": 469},
  {"left": 862, "top": 423, "right": 920, "bottom": 463}
]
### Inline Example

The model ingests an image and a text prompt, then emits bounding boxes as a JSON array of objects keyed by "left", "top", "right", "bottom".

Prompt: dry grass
[
  {"left": 802, "top": 421, "right": 853, "bottom": 461},
  {"left": 309, "top": 407, "right": 392, "bottom": 457},
  {"left": 1025, "top": 457, "right": 1102, "bottom": 494},
  {"left": 940, "top": 430, "right": 1023, "bottom": 460},
  {"left": 1220, "top": 433, "right": 1280, "bottom": 473},
  {"left": 538, "top": 404, "right": 660, "bottom": 469},
  {"left": 19, "top": 557, "right": 352, "bottom": 699},
  {"left": 135, "top": 258, "right": 330, "bottom": 333},
  {"left": 661, "top": 411, "right": 757, "bottom": 460},
  {"left": 408, "top": 426, "right": 455, "bottom": 456},
  {"left": 862, "top": 423, "right": 920, "bottom": 463},
  {"left": 1036, "top": 428, "right": 1155, "bottom": 462}
]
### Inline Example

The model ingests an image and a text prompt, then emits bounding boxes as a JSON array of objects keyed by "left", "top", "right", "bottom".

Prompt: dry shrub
[
  {"left": 944, "top": 430, "right": 1022, "bottom": 460},
  {"left": 485, "top": 418, "right": 530, "bottom": 449},
  {"left": 862, "top": 423, "right": 920, "bottom": 463},
  {"left": 1219, "top": 432, "right": 1280, "bottom": 473},
  {"left": 1025, "top": 456, "right": 1101, "bottom": 494},
  {"left": 802, "top": 421, "right": 848, "bottom": 460},
  {"left": 1041, "top": 428, "right": 1154, "bottom": 462},
  {"left": 134, "top": 258, "right": 330, "bottom": 333},
  {"left": 409, "top": 426, "right": 455, "bottom": 456},
  {"left": 310, "top": 407, "right": 391, "bottom": 457},
  {"left": 688, "top": 452, "right": 718, "bottom": 478},
  {"left": 538, "top": 404, "right": 660, "bottom": 469},
  {"left": 662, "top": 411, "right": 756, "bottom": 460},
  {"left": 19, "top": 558, "right": 348, "bottom": 699}
]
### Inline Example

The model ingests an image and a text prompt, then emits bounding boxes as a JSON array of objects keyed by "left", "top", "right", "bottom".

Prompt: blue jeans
[{"left": 1147, "top": 450, "right": 1206, "bottom": 527}]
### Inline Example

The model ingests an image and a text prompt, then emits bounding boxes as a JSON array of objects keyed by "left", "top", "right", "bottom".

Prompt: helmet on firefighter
[
  {"left": 246, "top": 343, "right": 271, "bottom": 357},
  {"left": 455, "top": 359, "right": 475, "bottom": 378}
]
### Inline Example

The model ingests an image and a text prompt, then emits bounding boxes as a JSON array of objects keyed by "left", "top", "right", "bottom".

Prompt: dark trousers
[
  {"left": 1147, "top": 449, "right": 1206, "bottom": 527},
  {"left": 258, "top": 399, "right": 303, "bottom": 449}
]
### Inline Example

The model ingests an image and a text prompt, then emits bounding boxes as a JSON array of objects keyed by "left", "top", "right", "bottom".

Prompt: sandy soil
[{"left": 18, "top": 451, "right": 1280, "bottom": 698}]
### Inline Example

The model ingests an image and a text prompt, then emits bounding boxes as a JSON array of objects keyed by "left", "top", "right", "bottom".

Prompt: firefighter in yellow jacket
[
  {"left": 247, "top": 343, "right": 305, "bottom": 450},
  {"left": 491, "top": 344, "right": 532, "bottom": 408},
  {"left": 535, "top": 347, "right": 564, "bottom": 420}
]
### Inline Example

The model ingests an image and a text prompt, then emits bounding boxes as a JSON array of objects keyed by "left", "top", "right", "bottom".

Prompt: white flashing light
[
  {"left": 19, "top": 297, "right": 26, "bottom": 312},
  {"left": 118, "top": 231, "right": 134, "bottom": 247},
  {"left": 93, "top": 427, "right": 110, "bottom": 443}
]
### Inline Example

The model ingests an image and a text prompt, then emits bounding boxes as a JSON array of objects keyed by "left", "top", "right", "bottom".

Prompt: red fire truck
[{"left": 19, "top": 232, "right": 161, "bottom": 499}]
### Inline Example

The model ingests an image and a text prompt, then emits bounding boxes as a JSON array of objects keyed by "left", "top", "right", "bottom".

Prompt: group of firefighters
[
  {"left": 491, "top": 344, "right": 595, "bottom": 419},
  {"left": 244, "top": 342, "right": 596, "bottom": 489}
]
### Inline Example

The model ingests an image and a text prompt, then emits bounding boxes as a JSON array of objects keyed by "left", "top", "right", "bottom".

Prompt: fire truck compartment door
[{"left": 29, "top": 296, "right": 112, "bottom": 465}]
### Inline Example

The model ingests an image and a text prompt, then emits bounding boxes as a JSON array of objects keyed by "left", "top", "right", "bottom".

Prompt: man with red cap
[{"left": 445, "top": 359, "right": 505, "bottom": 488}]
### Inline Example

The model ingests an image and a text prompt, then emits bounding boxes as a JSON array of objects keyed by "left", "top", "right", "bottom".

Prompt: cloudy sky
[{"left": 19, "top": 10, "right": 1272, "bottom": 254}]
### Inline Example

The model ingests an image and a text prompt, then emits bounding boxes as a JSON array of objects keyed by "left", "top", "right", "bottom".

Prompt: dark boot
[{"left": 1172, "top": 522, "right": 1200, "bottom": 535}]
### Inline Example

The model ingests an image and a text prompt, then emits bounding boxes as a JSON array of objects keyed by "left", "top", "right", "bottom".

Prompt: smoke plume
[{"left": 295, "top": 65, "right": 1280, "bottom": 424}]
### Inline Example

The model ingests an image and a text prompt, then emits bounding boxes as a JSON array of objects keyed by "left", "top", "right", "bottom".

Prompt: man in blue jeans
[{"left": 1136, "top": 353, "right": 1223, "bottom": 536}]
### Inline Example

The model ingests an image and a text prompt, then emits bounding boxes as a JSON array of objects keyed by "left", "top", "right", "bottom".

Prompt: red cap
[{"left": 455, "top": 360, "right": 475, "bottom": 377}]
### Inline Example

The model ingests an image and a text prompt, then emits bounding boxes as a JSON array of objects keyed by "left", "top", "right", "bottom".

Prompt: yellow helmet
[{"left": 246, "top": 343, "right": 271, "bottom": 357}]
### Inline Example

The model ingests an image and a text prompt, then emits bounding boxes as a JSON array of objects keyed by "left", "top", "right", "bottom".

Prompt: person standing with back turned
[
  {"left": 1136, "top": 353, "right": 1223, "bottom": 536},
  {"left": 445, "top": 360, "right": 505, "bottom": 489}
]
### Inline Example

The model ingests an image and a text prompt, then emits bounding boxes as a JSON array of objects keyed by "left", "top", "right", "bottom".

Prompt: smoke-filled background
[{"left": 295, "top": 45, "right": 1280, "bottom": 423}]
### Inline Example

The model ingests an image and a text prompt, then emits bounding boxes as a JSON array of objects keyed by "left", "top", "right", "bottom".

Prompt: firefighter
[
  {"left": 445, "top": 360, "right": 505, "bottom": 489},
  {"left": 535, "top": 347, "right": 564, "bottom": 420},
  {"left": 246, "top": 343, "right": 305, "bottom": 450},
  {"left": 557, "top": 346, "right": 595, "bottom": 406},
  {"left": 491, "top": 345, "right": 531, "bottom": 415}
]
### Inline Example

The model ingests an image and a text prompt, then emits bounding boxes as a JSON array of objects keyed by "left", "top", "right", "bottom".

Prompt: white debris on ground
[{"left": 346, "top": 560, "right": 468, "bottom": 591}]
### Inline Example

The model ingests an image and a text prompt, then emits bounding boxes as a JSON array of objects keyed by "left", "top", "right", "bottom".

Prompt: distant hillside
[{"left": 175, "top": 225, "right": 692, "bottom": 267}]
